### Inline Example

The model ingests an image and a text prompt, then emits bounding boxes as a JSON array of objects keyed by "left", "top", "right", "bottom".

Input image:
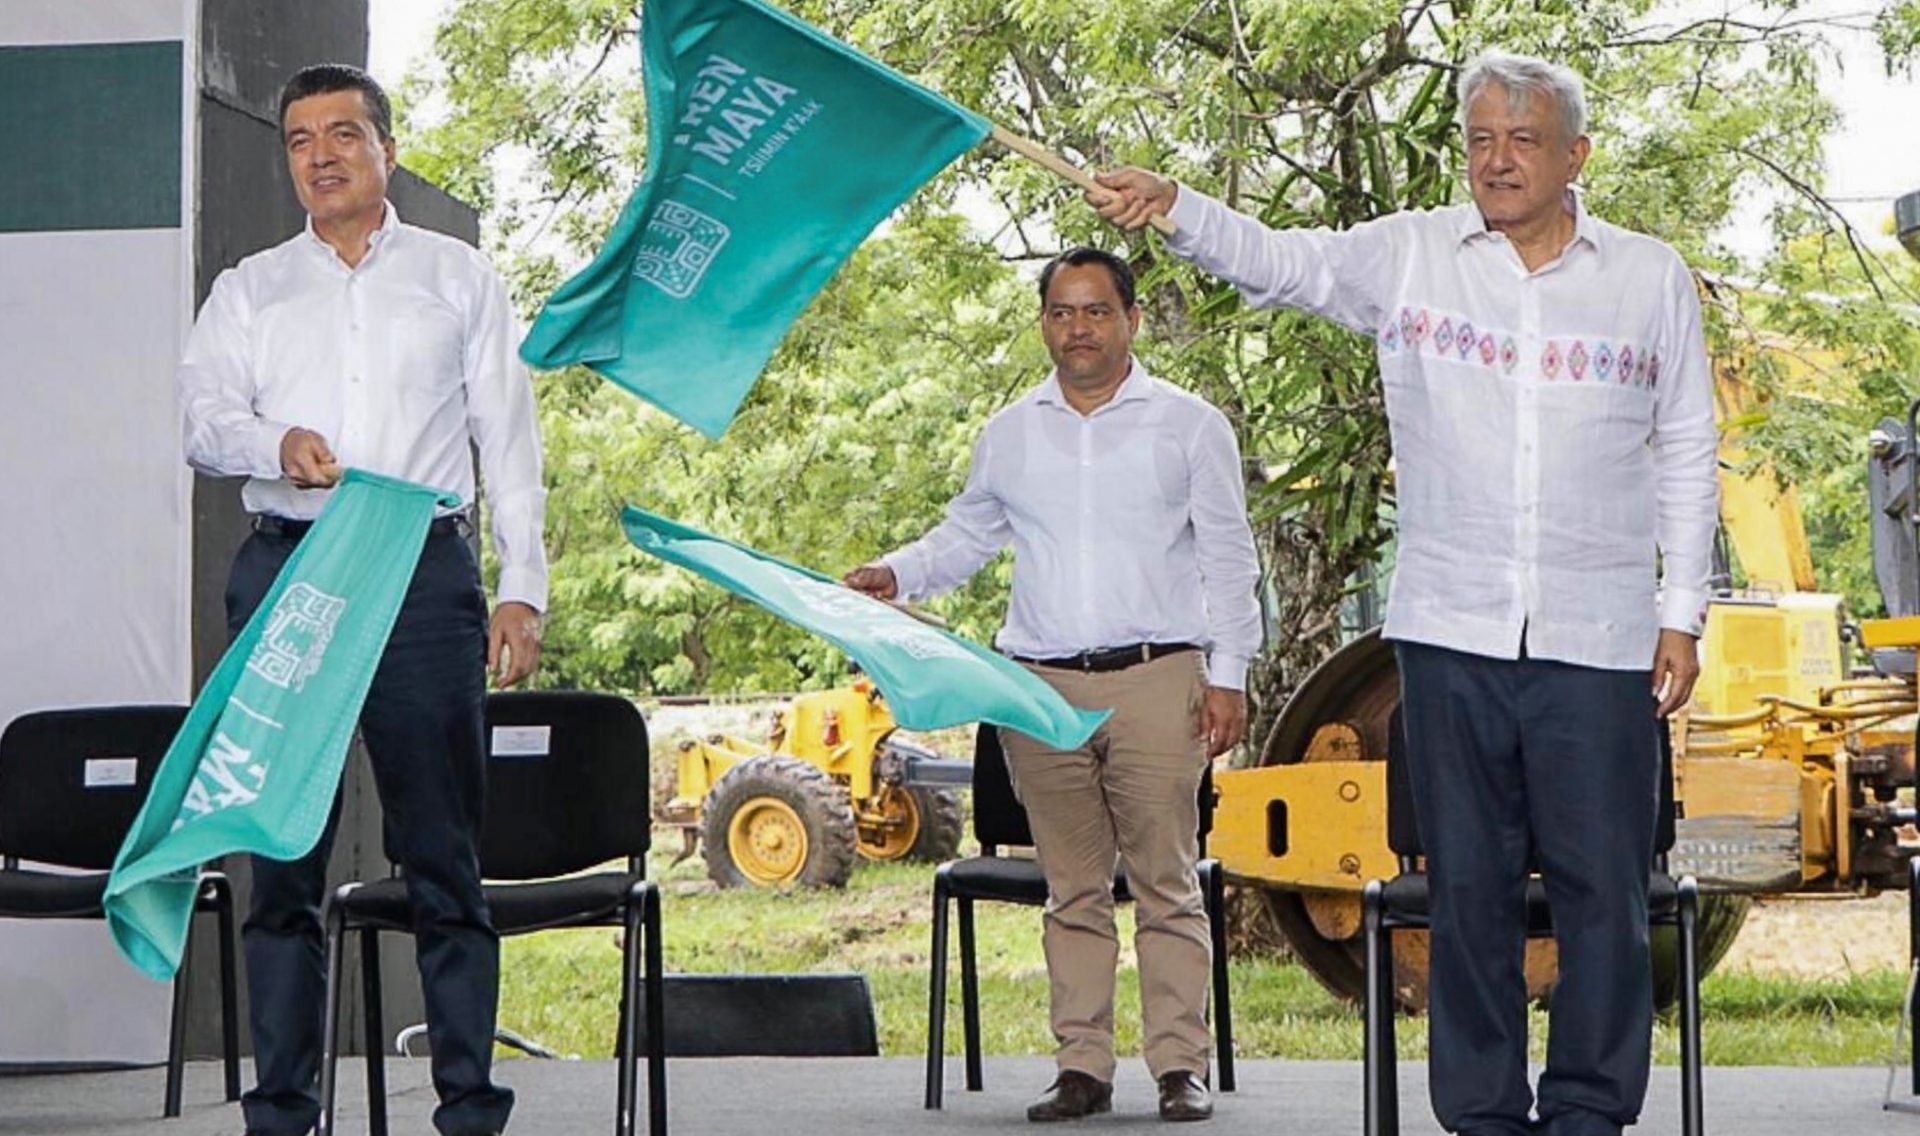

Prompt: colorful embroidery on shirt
[{"left": 1378, "top": 308, "right": 1659, "bottom": 390}]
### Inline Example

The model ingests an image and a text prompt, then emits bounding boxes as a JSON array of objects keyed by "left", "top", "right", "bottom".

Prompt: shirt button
[{"left": 350, "top": 375, "right": 362, "bottom": 384}]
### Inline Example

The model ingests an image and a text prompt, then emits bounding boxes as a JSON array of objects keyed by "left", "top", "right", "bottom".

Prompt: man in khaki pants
[{"left": 846, "top": 247, "right": 1261, "bottom": 1123}]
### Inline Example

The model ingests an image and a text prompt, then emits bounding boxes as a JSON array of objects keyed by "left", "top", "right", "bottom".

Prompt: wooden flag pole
[
  {"left": 880, "top": 597, "right": 949, "bottom": 629},
  {"left": 990, "top": 125, "right": 1179, "bottom": 237}
]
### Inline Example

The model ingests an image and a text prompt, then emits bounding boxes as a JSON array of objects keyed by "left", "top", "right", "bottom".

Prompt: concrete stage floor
[{"left": 5, "top": 1056, "right": 1920, "bottom": 1135}]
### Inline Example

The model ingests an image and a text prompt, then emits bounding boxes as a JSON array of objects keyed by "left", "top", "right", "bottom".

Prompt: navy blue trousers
[
  {"left": 228, "top": 526, "right": 513, "bottom": 1136},
  {"left": 1396, "top": 640, "right": 1660, "bottom": 1136}
]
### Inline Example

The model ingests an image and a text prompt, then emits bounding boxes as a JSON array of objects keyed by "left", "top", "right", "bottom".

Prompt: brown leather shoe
[
  {"left": 1157, "top": 1070, "right": 1213, "bottom": 1122},
  {"left": 1026, "top": 1070, "right": 1114, "bottom": 1122}
]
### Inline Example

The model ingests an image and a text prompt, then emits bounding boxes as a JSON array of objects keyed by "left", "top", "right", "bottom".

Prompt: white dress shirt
[
  {"left": 1167, "top": 186, "right": 1717, "bottom": 671},
  {"left": 882, "top": 361, "right": 1264, "bottom": 689},
  {"left": 178, "top": 203, "right": 549, "bottom": 611}
]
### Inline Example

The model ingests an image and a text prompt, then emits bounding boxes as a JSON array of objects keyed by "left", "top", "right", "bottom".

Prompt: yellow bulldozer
[
  {"left": 1211, "top": 362, "right": 1920, "bottom": 1007},
  {"left": 659, "top": 677, "right": 971, "bottom": 887}
]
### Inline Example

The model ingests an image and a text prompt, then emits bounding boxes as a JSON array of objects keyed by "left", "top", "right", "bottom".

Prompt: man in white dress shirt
[
  {"left": 846, "top": 247, "right": 1262, "bottom": 1123},
  {"left": 176, "top": 64, "right": 546, "bottom": 1136},
  {"left": 1093, "top": 51, "right": 1718, "bottom": 1136}
]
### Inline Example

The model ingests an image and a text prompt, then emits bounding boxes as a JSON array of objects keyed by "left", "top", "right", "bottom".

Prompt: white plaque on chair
[
  {"left": 491, "top": 725, "right": 551, "bottom": 758},
  {"left": 83, "top": 757, "right": 138, "bottom": 787}
]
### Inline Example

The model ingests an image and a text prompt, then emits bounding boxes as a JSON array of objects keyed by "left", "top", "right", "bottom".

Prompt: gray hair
[{"left": 1458, "top": 51, "right": 1588, "bottom": 143}]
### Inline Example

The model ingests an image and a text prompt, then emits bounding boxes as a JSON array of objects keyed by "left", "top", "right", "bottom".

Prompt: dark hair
[
  {"left": 1039, "top": 247, "right": 1137, "bottom": 310},
  {"left": 278, "top": 64, "right": 392, "bottom": 142}
]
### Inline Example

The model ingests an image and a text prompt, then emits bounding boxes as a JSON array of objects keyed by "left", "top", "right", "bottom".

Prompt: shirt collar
[
  {"left": 302, "top": 199, "right": 402, "bottom": 262},
  {"left": 1456, "top": 187, "right": 1604, "bottom": 264},
  {"left": 1035, "top": 357, "right": 1156, "bottom": 413}
]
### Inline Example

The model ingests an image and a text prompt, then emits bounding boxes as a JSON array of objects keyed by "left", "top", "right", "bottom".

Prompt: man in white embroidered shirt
[
  {"left": 845, "top": 248, "right": 1261, "bottom": 1124},
  {"left": 177, "top": 65, "right": 546, "bottom": 1136},
  {"left": 1093, "top": 52, "right": 1718, "bottom": 1136}
]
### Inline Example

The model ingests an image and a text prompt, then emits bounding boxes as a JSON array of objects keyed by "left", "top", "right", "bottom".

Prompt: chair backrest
[
  {"left": 0, "top": 705, "right": 189, "bottom": 870},
  {"left": 970, "top": 726, "right": 1215, "bottom": 854},
  {"left": 1384, "top": 705, "right": 1677, "bottom": 863},
  {"left": 479, "top": 691, "right": 652, "bottom": 881}
]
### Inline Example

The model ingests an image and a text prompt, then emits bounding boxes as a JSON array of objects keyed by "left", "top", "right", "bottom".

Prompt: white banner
[{"left": 0, "top": 0, "right": 196, "bottom": 1066}]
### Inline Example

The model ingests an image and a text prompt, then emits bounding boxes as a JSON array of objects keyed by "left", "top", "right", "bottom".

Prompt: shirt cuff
[
  {"left": 1165, "top": 183, "right": 1211, "bottom": 253},
  {"left": 880, "top": 550, "right": 923, "bottom": 602},
  {"left": 252, "top": 420, "right": 295, "bottom": 481},
  {"left": 1658, "top": 588, "right": 1709, "bottom": 638},
  {"left": 496, "top": 565, "right": 548, "bottom": 614},
  {"left": 1205, "top": 652, "right": 1249, "bottom": 691}
]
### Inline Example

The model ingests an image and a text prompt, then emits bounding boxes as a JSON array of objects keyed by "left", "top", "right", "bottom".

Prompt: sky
[{"left": 367, "top": 0, "right": 1920, "bottom": 260}]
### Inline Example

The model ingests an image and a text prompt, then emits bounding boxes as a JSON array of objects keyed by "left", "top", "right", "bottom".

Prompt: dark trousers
[
  {"left": 1396, "top": 640, "right": 1660, "bottom": 1136},
  {"left": 228, "top": 526, "right": 513, "bottom": 1136}
]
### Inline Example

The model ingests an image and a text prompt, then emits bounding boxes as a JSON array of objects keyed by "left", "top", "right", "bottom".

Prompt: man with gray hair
[{"left": 1092, "top": 50, "right": 1718, "bottom": 1136}]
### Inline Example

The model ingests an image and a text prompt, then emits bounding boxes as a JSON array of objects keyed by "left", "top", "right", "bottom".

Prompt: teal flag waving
[
  {"left": 104, "top": 471, "right": 457, "bottom": 980},
  {"left": 519, "top": 0, "right": 991, "bottom": 438},
  {"left": 621, "top": 507, "right": 1106, "bottom": 749}
]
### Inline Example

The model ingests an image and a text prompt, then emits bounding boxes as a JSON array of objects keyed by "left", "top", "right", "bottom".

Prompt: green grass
[{"left": 497, "top": 857, "right": 1912, "bottom": 1067}]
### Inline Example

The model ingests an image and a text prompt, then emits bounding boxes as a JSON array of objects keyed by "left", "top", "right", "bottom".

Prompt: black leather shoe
[
  {"left": 1026, "top": 1070, "right": 1114, "bottom": 1122},
  {"left": 1157, "top": 1070, "right": 1213, "bottom": 1122}
]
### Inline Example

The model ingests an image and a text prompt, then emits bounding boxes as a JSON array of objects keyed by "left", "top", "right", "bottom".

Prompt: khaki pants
[{"left": 1000, "top": 649, "right": 1212, "bottom": 1082}]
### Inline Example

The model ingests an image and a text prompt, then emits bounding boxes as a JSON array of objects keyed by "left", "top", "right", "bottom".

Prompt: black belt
[
  {"left": 1014, "top": 642, "right": 1199, "bottom": 674},
  {"left": 253, "top": 512, "right": 470, "bottom": 540}
]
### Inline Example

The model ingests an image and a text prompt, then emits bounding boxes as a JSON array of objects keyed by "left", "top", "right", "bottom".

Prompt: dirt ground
[{"left": 1719, "top": 891, "right": 1913, "bottom": 978}]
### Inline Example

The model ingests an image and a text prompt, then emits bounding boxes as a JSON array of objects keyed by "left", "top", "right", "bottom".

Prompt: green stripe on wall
[{"left": 0, "top": 41, "right": 183, "bottom": 233}]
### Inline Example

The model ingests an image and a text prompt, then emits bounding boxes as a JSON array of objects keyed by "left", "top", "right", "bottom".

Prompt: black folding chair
[
  {"left": 923, "top": 725, "right": 1235, "bottom": 1108},
  {"left": 0, "top": 704, "right": 241, "bottom": 1116},
  {"left": 1360, "top": 711, "right": 1702, "bottom": 1136},
  {"left": 317, "top": 691, "right": 666, "bottom": 1136}
]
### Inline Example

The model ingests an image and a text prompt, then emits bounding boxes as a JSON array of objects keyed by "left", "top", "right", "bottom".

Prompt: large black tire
[
  {"left": 702, "top": 756, "right": 858, "bottom": 889},
  {"left": 904, "top": 787, "right": 965, "bottom": 862},
  {"left": 1256, "top": 629, "right": 1749, "bottom": 1010}
]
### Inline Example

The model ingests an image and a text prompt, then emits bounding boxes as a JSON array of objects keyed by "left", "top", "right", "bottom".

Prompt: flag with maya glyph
[
  {"left": 103, "top": 471, "right": 456, "bottom": 979},
  {"left": 622, "top": 506, "right": 1107, "bottom": 749},
  {"left": 518, "top": 0, "right": 990, "bottom": 438}
]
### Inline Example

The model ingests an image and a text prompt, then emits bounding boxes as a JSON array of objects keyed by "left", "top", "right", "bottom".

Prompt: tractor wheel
[
  {"left": 1255, "top": 629, "right": 1749, "bottom": 1011},
  {"left": 702, "top": 756, "right": 858, "bottom": 889},
  {"left": 856, "top": 784, "right": 966, "bottom": 864},
  {"left": 905, "top": 787, "right": 966, "bottom": 862}
]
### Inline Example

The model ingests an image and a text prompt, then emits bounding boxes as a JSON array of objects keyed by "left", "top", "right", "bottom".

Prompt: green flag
[
  {"left": 621, "top": 506, "right": 1107, "bottom": 749},
  {"left": 518, "top": 0, "right": 991, "bottom": 438},
  {"left": 104, "top": 471, "right": 457, "bottom": 980}
]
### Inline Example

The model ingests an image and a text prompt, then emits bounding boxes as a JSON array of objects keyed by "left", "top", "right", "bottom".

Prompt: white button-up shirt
[
  {"left": 1167, "top": 186, "right": 1717, "bottom": 671},
  {"left": 882, "top": 361, "right": 1264, "bottom": 689},
  {"left": 178, "top": 203, "right": 549, "bottom": 611}
]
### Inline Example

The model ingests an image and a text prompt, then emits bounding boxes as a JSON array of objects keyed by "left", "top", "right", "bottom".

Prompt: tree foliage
[{"left": 402, "top": 0, "right": 1920, "bottom": 756}]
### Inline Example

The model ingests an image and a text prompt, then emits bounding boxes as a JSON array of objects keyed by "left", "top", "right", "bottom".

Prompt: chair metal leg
[
  {"left": 619, "top": 889, "right": 642, "bottom": 1136},
  {"left": 1909, "top": 856, "right": 1920, "bottom": 1095},
  {"left": 925, "top": 869, "right": 951, "bottom": 1110},
  {"left": 1678, "top": 877, "right": 1704, "bottom": 1136},
  {"left": 316, "top": 888, "right": 354, "bottom": 1136},
  {"left": 1203, "top": 860, "right": 1236, "bottom": 1092},
  {"left": 958, "top": 896, "right": 983, "bottom": 1092},
  {"left": 213, "top": 879, "right": 241, "bottom": 1102},
  {"left": 361, "top": 927, "right": 388, "bottom": 1136},
  {"left": 1363, "top": 881, "right": 1398, "bottom": 1136},
  {"left": 643, "top": 884, "right": 667, "bottom": 1136},
  {"left": 163, "top": 918, "right": 192, "bottom": 1118}
]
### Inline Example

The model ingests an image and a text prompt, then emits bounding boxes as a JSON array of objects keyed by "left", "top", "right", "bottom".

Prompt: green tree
[{"left": 403, "top": 0, "right": 1920, "bottom": 750}]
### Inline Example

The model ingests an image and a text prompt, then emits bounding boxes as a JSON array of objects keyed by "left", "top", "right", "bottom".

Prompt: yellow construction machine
[
  {"left": 1210, "top": 364, "right": 1920, "bottom": 1008},
  {"left": 660, "top": 677, "right": 970, "bottom": 888}
]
